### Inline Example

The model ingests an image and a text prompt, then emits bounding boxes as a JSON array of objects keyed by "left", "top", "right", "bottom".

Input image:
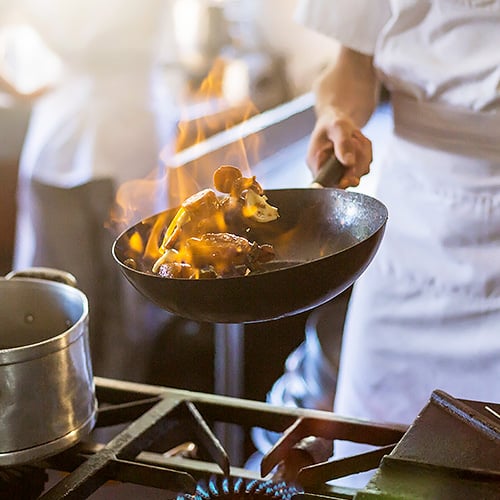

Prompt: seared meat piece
[
  {"left": 153, "top": 165, "right": 278, "bottom": 277},
  {"left": 185, "top": 233, "right": 275, "bottom": 277},
  {"left": 159, "top": 189, "right": 221, "bottom": 253},
  {"left": 156, "top": 233, "right": 275, "bottom": 278},
  {"left": 181, "top": 188, "right": 220, "bottom": 218}
]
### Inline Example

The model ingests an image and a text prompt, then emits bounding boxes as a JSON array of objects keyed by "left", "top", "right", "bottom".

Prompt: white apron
[
  {"left": 294, "top": 0, "right": 500, "bottom": 424},
  {"left": 331, "top": 91, "right": 500, "bottom": 489},
  {"left": 334, "top": 94, "right": 500, "bottom": 426},
  {"left": 294, "top": 0, "right": 500, "bottom": 489}
]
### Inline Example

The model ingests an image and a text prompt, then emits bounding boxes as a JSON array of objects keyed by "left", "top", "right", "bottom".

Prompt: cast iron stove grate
[
  {"left": 22, "top": 377, "right": 499, "bottom": 499},
  {"left": 33, "top": 377, "right": 405, "bottom": 499}
]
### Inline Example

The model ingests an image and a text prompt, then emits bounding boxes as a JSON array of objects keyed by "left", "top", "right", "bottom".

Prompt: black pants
[{"left": 15, "top": 178, "right": 173, "bottom": 381}]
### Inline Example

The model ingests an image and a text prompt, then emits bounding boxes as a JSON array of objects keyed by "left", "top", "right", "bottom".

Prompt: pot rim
[{"left": 0, "top": 277, "right": 89, "bottom": 365}]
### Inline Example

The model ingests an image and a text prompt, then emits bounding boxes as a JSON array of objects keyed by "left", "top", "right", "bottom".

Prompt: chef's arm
[{"left": 307, "top": 46, "right": 379, "bottom": 188}]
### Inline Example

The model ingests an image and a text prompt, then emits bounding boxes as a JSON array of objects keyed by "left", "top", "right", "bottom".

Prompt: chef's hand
[{"left": 306, "top": 107, "right": 373, "bottom": 189}]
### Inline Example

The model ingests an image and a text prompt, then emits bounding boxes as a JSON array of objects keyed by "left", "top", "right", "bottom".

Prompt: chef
[
  {"left": 0, "top": 0, "right": 177, "bottom": 380},
  {"left": 253, "top": 0, "right": 500, "bottom": 484}
]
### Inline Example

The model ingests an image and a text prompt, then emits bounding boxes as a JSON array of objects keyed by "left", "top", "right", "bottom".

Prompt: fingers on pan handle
[{"left": 312, "top": 156, "right": 345, "bottom": 188}]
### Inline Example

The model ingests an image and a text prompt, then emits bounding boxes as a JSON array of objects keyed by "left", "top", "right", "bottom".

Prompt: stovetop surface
[
  {"left": 9, "top": 377, "right": 499, "bottom": 500},
  {"left": 33, "top": 377, "right": 407, "bottom": 499}
]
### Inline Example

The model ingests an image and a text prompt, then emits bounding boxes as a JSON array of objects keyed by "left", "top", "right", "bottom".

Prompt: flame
[
  {"left": 108, "top": 167, "right": 168, "bottom": 234},
  {"left": 174, "top": 57, "right": 258, "bottom": 154},
  {"left": 129, "top": 231, "right": 144, "bottom": 254},
  {"left": 110, "top": 56, "right": 265, "bottom": 271},
  {"left": 162, "top": 56, "right": 262, "bottom": 211}
]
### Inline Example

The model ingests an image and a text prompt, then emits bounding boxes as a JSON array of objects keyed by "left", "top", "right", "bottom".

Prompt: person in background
[
  {"left": 253, "top": 0, "right": 500, "bottom": 486},
  {"left": 0, "top": 0, "right": 178, "bottom": 381}
]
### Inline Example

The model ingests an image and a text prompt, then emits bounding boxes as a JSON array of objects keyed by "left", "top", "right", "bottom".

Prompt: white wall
[{"left": 233, "top": 0, "right": 339, "bottom": 95}]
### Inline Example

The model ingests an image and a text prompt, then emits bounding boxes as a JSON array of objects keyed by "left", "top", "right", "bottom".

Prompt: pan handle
[{"left": 310, "top": 155, "right": 345, "bottom": 188}]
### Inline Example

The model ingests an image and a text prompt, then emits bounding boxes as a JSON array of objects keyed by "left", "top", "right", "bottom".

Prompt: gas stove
[{"left": 12, "top": 377, "right": 498, "bottom": 499}]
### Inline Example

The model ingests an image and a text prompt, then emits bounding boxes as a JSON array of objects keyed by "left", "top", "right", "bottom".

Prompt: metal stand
[{"left": 214, "top": 323, "right": 245, "bottom": 465}]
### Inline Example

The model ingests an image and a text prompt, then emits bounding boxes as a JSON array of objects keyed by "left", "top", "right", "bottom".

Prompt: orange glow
[
  {"left": 108, "top": 168, "right": 167, "bottom": 234},
  {"left": 174, "top": 57, "right": 259, "bottom": 157},
  {"left": 110, "top": 56, "right": 265, "bottom": 273},
  {"left": 147, "top": 166, "right": 279, "bottom": 279},
  {"left": 129, "top": 231, "right": 144, "bottom": 254},
  {"left": 161, "top": 57, "right": 262, "bottom": 212}
]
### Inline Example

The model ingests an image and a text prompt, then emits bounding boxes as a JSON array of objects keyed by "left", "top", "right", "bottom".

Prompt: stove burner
[{"left": 175, "top": 476, "right": 302, "bottom": 500}]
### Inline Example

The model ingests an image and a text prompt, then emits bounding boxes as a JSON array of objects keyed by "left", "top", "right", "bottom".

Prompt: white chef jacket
[
  {"left": 293, "top": 0, "right": 500, "bottom": 426},
  {"left": 271, "top": 0, "right": 500, "bottom": 488}
]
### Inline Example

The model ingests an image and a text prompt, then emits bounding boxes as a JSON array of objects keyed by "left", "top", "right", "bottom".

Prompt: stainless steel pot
[{"left": 0, "top": 268, "right": 97, "bottom": 466}]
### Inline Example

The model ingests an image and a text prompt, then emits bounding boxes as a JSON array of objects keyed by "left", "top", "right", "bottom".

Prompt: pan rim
[{"left": 112, "top": 187, "right": 388, "bottom": 282}]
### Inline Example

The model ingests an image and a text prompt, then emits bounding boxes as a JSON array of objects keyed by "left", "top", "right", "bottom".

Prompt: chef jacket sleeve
[{"left": 295, "top": 0, "right": 391, "bottom": 55}]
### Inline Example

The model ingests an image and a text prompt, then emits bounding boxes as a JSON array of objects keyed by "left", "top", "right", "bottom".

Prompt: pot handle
[{"left": 5, "top": 267, "right": 78, "bottom": 288}]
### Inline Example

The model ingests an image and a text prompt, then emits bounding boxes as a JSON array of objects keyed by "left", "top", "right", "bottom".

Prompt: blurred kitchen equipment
[{"left": 0, "top": 267, "right": 97, "bottom": 466}]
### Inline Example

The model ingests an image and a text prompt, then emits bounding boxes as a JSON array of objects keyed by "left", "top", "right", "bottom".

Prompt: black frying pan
[{"left": 112, "top": 159, "right": 388, "bottom": 323}]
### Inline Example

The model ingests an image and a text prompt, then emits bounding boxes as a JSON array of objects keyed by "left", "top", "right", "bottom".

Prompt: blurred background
[{"left": 0, "top": 0, "right": 376, "bottom": 464}]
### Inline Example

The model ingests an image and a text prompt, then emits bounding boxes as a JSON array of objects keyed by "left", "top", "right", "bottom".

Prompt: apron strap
[{"left": 391, "top": 92, "right": 500, "bottom": 159}]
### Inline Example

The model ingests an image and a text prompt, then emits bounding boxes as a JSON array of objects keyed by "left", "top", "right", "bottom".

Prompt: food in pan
[{"left": 152, "top": 165, "right": 279, "bottom": 278}]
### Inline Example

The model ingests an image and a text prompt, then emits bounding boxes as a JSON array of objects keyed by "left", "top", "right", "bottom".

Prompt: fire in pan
[{"left": 112, "top": 160, "right": 388, "bottom": 324}]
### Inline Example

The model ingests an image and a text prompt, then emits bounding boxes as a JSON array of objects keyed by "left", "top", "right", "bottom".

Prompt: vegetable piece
[{"left": 153, "top": 165, "right": 279, "bottom": 278}]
